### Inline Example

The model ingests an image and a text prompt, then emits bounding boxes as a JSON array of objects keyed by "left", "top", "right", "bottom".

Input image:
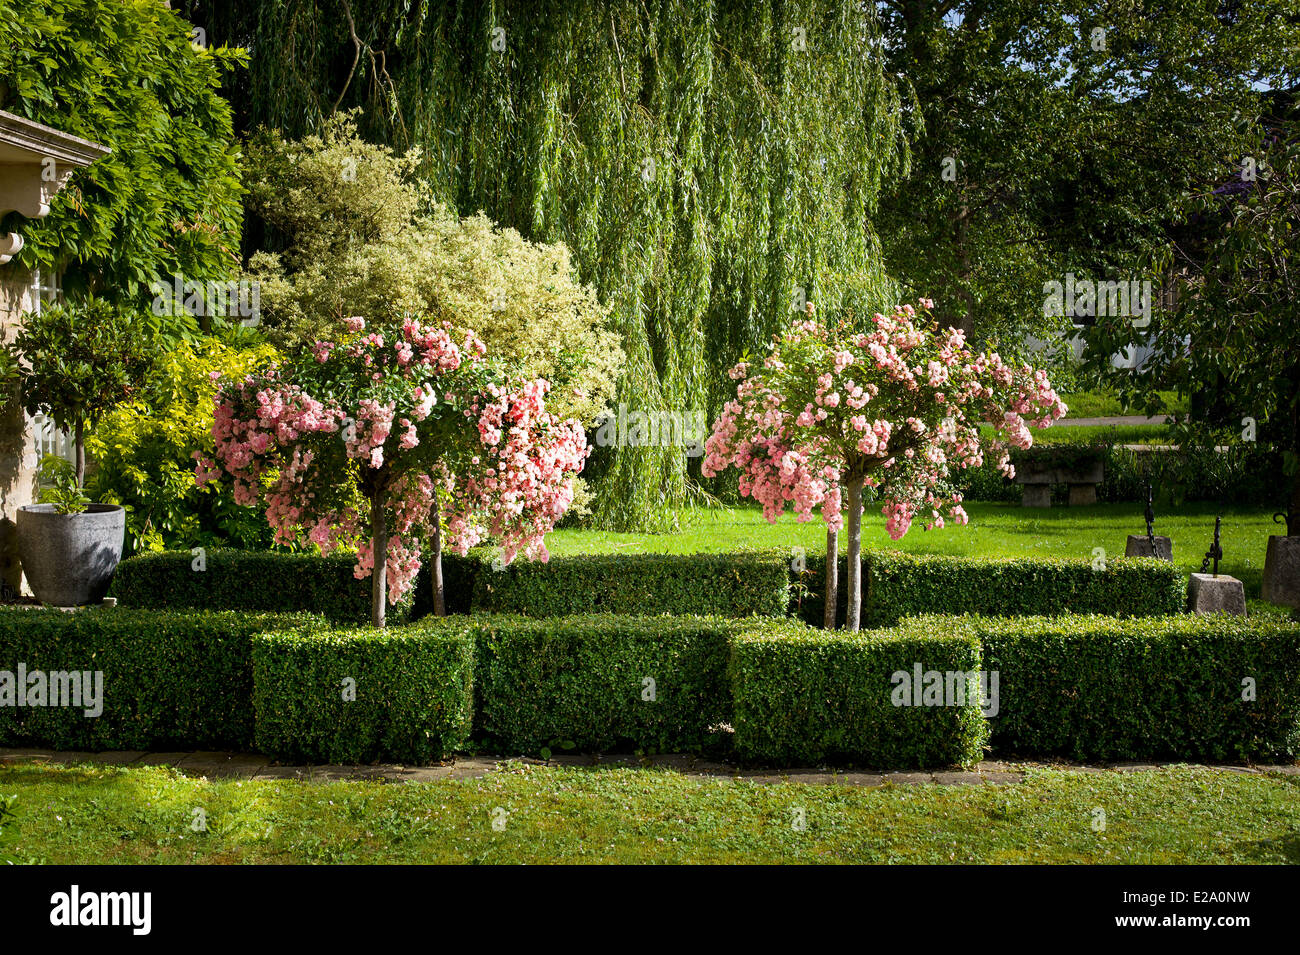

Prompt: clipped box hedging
[
  {"left": 0, "top": 607, "right": 319, "bottom": 750},
  {"left": 792, "top": 552, "right": 849, "bottom": 628},
  {"left": 472, "top": 614, "right": 738, "bottom": 754},
  {"left": 863, "top": 551, "right": 1184, "bottom": 627},
  {"left": 902, "top": 614, "right": 1300, "bottom": 761},
  {"left": 110, "top": 549, "right": 412, "bottom": 624},
  {"left": 410, "top": 550, "right": 486, "bottom": 618},
  {"left": 471, "top": 551, "right": 790, "bottom": 618},
  {"left": 252, "top": 617, "right": 475, "bottom": 764},
  {"left": 730, "top": 619, "right": 988, "bottom": 767}
]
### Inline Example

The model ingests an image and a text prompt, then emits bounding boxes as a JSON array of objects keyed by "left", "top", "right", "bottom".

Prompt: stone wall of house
[{"left": 0, "top": 265, "right": 35, "bottom": 594}]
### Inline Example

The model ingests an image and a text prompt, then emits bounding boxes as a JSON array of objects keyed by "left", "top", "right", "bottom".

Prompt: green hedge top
[
  {"left": 471, "top": 613, "right": 741, "bottom": 754},
  {"left": 252, "top": 618, "right": 476, "bottom": 764},
  {"left": 729, "top": 619, "right": 988, "bottom": 767},
  {"left": 109, "top": 549, "right": 412, "bottom": 624},
  {"left": 471, "top": 550, "right": 791, "bottom": 618},
  {"left": 0, "top": 607, "right": 321, "bottom": 750},
  {"left": 898, "top": 613, "right": 1300, "bottom": 761},
  {"left": 864, "top": 551, "right": 1185, "bottom": 626}
]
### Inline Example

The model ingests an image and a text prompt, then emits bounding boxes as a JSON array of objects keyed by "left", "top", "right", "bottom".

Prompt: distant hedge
[
  {"left": 791, "top": 552, "right": 1184, "bottom": 627},
  {"left": 792, "top": 552, "right": 849, "bottom": 627},
  {"left": 954, "top": 441, "right": 1288, "bottom": 508},
  {"left": 473, "top": 614, "right": 737, "bottom": 754},
  {"left": 0, "top": 607, "right": 319, "bottom": 750},
  {"left": 729, "top": 619, "right": 987, "bottom": 767},
  {"left": 112, "top": 547, "right": 1185, "bottom": 631},
  {"left": 410, "top": 551, "right": 486, "bottom": 618},
  {"left": 472, "top": 551, "right": 790, "bottom": 618},
  {"left": 906, "top": 614, "right": 1300, "bottom": 761},
  {"left": 252, "top": 619, "right": 475, "bottom": 764},
  {"left": 861, "top": 552, "right": 1184, "bottom": 627},
  {"left": 110, "top": 549, "right": 412, "bottom": 624}
]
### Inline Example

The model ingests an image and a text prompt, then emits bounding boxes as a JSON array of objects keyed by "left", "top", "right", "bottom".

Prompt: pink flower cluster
[
  {"left": 197, "top": 315, "right": 587, "bottom": 604},
  {"left": 442, "top": 379, "right": 589, "bottom": 564},
  {"left": 703, "top": 300, "right": 1067, "bottom": 540}
]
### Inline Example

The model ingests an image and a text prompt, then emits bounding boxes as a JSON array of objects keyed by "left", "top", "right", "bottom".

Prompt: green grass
[
  {"left": 1059, "top": 389, "right": 1187, "bottom": 419},
  {"left": 553, "top": 502, "right": 1283, "bottom": 600},
  {"left": 977, "top": 422, "right": 1173, "bottom": 444},
  {"left": 2, "top": 761, "right": 1297, "bottom": 864},
  {"left": 1028, "top": 424, "right": 1172, "bottom": 445}
]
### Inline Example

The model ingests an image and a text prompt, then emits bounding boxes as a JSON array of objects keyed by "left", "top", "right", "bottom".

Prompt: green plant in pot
[{"left": 9, "top": 297, "right": 152, "bottom": 606}]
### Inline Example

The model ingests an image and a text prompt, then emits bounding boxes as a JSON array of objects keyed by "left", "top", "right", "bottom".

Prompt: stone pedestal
[
  {"left": 1125, "top": 535, "right": 1173, "bottom": 561},
  {"left": 1021, "top": 484, "right": 1052, "bottom": 508},
  {"left": 1015, "top": 462, "right": 1104, "bottom": 509},
  {"left": 1261, "top": 535, "right": 1300, "bottom": 609},
  {"left": 1187, "top": 573, "right": 1246, "bottom": 616},
  {"left": 1068, "top": 483, "right": 1097, "bottom": 506}
]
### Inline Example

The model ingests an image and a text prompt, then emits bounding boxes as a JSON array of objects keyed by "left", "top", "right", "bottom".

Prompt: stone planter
[
  {"left": 1187, "top": 573, "right": 1246, "bottom": 616},
  {"left": 1125, "top": 535, "right": 1173, "bottom": 561},
  {"left": 16, "top": 504, "right": 125, "bottom": 607},
  {"left": 1261, "top": 535, "right": 1300, "bottom": 609}
]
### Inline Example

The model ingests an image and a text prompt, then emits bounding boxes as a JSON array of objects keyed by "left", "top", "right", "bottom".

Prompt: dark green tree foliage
[
  {"left": 190, "top": 0, "right": 905, "bottom": 530},
  {"left": 874, "top": 0, "right": 1298, "bottom": 348},
  {"left": 10, "top": 297, "right": 153, "bottom": 486},
  {"left": 1086, "top": 101, "right": 1300, "bottom": 532},
  {"left": 0, "top": 0, "right": 245, "bottom": 302}
]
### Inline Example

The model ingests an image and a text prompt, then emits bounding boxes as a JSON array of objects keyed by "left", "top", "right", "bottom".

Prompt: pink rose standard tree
[
  {"left": 702, "top": 300, "right": 1067, "bottom": 631},
  {"left": 195, "top": 315, "right": 588, "bottom": 627}
]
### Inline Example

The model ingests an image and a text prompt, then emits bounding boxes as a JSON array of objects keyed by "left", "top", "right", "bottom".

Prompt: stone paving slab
[
  {"left": 2, "top": 748, "right": 1295, "bottom": 787},
  {"left": 133, "top": 752, "right": 195, "bottom": 768},
  {"left": 1259, "top": 764, "right": 1300, "bottom": 775},
  {"left": 879, "top": 771, "right": 934, "bottom": 785},
  {"left": 173, "top": 752, "right": 270, "bottom": 777},
  {"left": 932, "top": 771, "right": 985, "bottom": 786}
]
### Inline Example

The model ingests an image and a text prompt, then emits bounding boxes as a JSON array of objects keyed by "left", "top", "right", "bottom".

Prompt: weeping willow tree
[{"left": 192, "top": 0, "right": 906, "bottom": 530}]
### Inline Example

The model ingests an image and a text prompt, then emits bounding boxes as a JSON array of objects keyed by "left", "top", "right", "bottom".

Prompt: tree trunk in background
[
  {"left": 845, "top": 476, "right": 865, "bottom": 632},
  {"left": 1290, "top": 475, "right": 1299, "bottom": 537},
  {"left": 74, "top": 418, "right": 85, "bottom": 489},
  {"left": 431, "top": 496, "right": 446, "bottom": 617},
  {"left": 823, "top": 525, "right": 838, "bottom": 630},
  {"left": 370, "top": 485, "right": 388, "bottom": 629}
]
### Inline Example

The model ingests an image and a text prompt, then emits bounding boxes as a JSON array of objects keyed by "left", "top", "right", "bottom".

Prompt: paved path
[{"left": 3, "top": 748, "right": 1296, "bottom": 788}]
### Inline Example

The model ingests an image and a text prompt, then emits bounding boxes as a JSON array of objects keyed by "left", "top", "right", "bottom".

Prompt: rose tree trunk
[
  {"left": 431, "top": 496, "right": 446, "bottom": 617},
  {"left": 845, "top": 475, "right": 865, "bottom": 632},
  {"left": 823, "top": 526, "right": 838, "bottom": 629},
  {"left": 370, "top": 484, "right": 388, "bottom": 629}
]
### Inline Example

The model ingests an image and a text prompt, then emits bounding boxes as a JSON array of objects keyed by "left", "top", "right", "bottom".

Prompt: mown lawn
[
  {"left": 2, "top": 762, "right": 1297, "bottom": 864},
  {"left": 1058, "top": 389, "right": 1187, "bottom": 419},
  {"left": 549, "top": 502, "right": 1283, "bottom": 598}
]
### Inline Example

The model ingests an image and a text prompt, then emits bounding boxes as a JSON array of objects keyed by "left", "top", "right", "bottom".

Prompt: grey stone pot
[{"left": 16, "top": 503, "right": 125, "bottom": 607}]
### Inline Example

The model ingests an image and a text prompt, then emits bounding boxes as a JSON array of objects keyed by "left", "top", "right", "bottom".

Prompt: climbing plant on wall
[
  {"left": 0, "top": 0, "right": 245, "bottom": 309},
  {"left": 188, "top": 0, "right": 905, "bottom": 530}
]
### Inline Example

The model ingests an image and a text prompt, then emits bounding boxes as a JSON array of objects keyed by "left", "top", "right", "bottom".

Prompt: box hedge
[
  {"left": 0, "top": 607, "right": 319, "bottom": 750},
  {"left": 792, "top": 552, "right": 850, "bottom": 627},
  {"left": 472, "top": 551, "right": 790, "bottom": 618},
  {"left": 110, "top": 549, "right": 413, "bottom": 624},
  {"left": 730, "top": 619, "right": 988, "bottom": 767},
  {"left": 472, "top": 614, "right": 738, "bottom": 754},
  {"left": 791, "top": 552, "right": 1184, "bottom": 627},
  {"left": 252, "top": 618, "right": 475, "bottom": 764},
  {"left": 862, "top": 552, "right": 1184, "bottom": 626},
  {"left": 410, "top": 550, "right": 485, "bottom": 617},
  {"left": 901, "top": 614, "right": 1300, "bottom": 761}
]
